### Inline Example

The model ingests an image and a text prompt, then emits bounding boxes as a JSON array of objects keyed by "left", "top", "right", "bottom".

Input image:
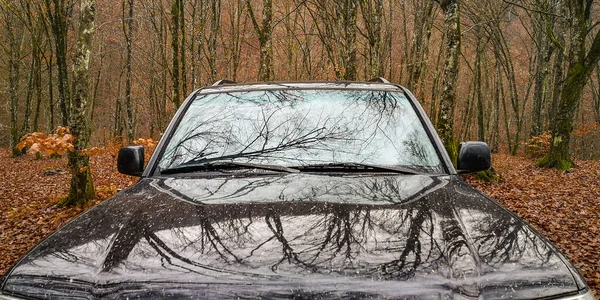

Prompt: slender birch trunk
[
  {"left": 61, "top": 0, "right": 96, "bottom": 206},
  {"left": 435, "top": 0, "right": 460, "bottom": 165}
]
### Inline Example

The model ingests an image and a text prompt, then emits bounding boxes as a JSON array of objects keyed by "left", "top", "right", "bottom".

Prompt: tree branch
[
  {"left": 502, "top": 0, "right": 564, "bottom": 18},
  {"left": 245, "top": 0, "right": 263, "bottom": 39}
]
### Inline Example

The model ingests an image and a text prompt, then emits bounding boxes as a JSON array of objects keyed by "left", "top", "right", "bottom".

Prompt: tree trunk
[
  {"left": 228, "top": 0, "right": 244, "bottom": 81},
  {"left": 44, "top": 0, "right": 71, "bottom": 125},
  {"left": 123, "top": 0, "right": 135, "bottom": 143},
  {"left": 530, "top": 8, "right": 554, "bottom": 137},
  {"left": 341, "top": 0, "right": 358, "bottom": 81},
  {"left": 179, "top": 0, "right": 187, "bottom": 97},
  {"left": 593, "top": 66, "right": 600, "bottom": 125},
  {"left": 407, "top": 0, "right": 435, "bottom": 96},
  {"left": 47, "top": 51, "right": 56, "bottom": 131},
  {"left": 24, "top": 50, "right": 34, "bottom": 135},
  {"left": 171, "top": 0, "right": 181, "bottom": 108},
  {"left": 33, "top": 50, "right": 43, "bottom": 132},
  {"left": 6, "top": 12, "right": 24, "bottom": 157},
  {"left": 60, "top": 0, "right": 96, "bottom": 207},
  {"left": 246, "top": 0, "right": 274, "bottom": 81},
  {"left": 435, "top": 0, "right": 461, "bottom": 165},
  {"left": 209, "top": 0, "right": 221, "bottom": 82},
  {"left": 475, "top": 32, "right": 486, "bottom": 142},
  {"left": 30, "top": 3, "right": 44, "bottom": 133}
]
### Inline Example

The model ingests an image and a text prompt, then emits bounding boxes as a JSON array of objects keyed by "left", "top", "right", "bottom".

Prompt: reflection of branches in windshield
[
  {"left": 229, "top": 105, "right": 346, "bottom": 162},
  {"left": 158, "top": 89, "right": 444, "bottom": 170},
  {"left": 403, "top": 131, "right": 429, "bottom": 164},
  {"left": 164, "top": 97, "right": 362, "bottom": 167},
  {"left": 342, "top": 91, "right": 399, "bottom": 155},
  {"left": 163, "top": 118, "right": 230, "bottom": 168}
]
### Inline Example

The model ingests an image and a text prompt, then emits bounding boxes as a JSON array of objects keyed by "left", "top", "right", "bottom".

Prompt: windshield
[{"left": 156, "top": 89, "right": 444, "bottom": 173}]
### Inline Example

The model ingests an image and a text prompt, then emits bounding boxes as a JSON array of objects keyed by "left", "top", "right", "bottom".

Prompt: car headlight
[{"left": 559, "top": 290, "right": 595, "bottom": 300}]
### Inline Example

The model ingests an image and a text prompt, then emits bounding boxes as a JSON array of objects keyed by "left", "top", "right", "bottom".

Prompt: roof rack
[
  {"left": 212, "top": 79, "right": 237, "bottom": 86},
  {"left": 368, "top": 77, "right": 390, "bottom": 83}
]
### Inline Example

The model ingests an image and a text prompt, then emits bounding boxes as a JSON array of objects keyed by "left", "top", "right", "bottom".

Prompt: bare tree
[
  {"left": 171, "top": 0, "right": 183, "bottom": 108},
  {"left": 60, "top": 0, "right": 96, "bottom": 206}
]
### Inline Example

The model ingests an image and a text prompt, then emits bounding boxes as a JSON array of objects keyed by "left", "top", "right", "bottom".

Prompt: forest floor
[{"left": 0, "top": 149, "right": 599, "bottom": 297}]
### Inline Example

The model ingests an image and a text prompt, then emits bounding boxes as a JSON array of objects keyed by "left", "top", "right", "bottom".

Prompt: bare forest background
[{"left": 1, "top": 0, "right": 600, "bottom": 163}]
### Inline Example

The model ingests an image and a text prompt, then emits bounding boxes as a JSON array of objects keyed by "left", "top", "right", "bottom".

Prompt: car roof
[{"left": 197, "top": 81, "right": 405, "bottom": 95}]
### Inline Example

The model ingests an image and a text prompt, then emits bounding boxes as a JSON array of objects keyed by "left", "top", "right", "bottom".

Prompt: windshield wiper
[
  {"left": 161, "top": 161, "right": 300, "bottom": 175},
  {"left": 290, "top": 162, "right": 419, "bottom": 174}
]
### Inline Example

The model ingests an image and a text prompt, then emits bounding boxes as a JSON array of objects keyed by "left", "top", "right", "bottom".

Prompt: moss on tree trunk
[
  {"left": 60, "top": 153, "right": 95, "bottom": 207},
  {"left": 476, "top": 168, "right": 499, "bottom": 182}
]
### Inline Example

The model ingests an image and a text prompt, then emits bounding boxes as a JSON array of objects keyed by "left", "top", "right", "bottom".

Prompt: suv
[{"left": 0, "top": 80, "right": 593, "bottom": 299}]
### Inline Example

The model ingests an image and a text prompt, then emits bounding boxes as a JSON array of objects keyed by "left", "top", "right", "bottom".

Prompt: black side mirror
[
  {"left": 457, "top": 141, "right": 491, "bottom": 173},
  {"left": 118, "top": 146, "right": 145, "bottom": 176}
]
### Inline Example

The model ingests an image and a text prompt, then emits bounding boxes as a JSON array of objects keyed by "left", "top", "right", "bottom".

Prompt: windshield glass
[{"left": 156, "top": 89, "right": 444, "bottom": 173}]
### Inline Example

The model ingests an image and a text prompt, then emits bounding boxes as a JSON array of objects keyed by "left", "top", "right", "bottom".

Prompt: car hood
[{"left": 1, "top": 173, "right": 585, "bottom": 299}]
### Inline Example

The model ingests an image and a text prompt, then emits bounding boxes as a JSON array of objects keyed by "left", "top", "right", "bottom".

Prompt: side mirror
[
  {"left": 117, "top": 145, "right": 145, "bottom": 176},
  {"left": 457, "top": 141, "right": 491, "bottom": 173}
]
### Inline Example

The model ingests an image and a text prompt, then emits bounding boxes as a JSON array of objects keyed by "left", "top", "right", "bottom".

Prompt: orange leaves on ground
[{"left": 17, "top": 126, "right": 74, "bottom": 157}]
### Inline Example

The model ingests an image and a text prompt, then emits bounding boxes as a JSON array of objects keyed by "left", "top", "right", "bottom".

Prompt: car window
[{"left": 156, "top": 89, "right": 444, "bottom": 173}]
